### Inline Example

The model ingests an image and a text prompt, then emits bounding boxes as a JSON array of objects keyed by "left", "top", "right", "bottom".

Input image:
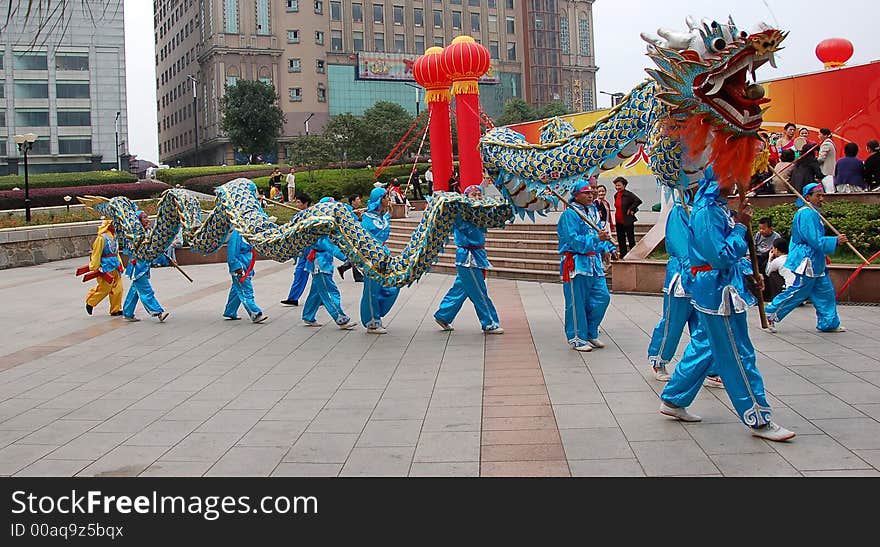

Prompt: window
[
  {"left": 506, "top": 41, "right": 516, "bottom": 60},
  {"left": 331, "top": 30, "right": 343, "bottom": 51},
  {"left": 287, "top": 29, "right": 300, "bottom": 43},
  {"left": 469, "top": 0, "right": 479, "bottom": 5},
  {"left": 0, "top": 111, "right": 5, "bottom": 127},
  {"left": 506, "top": 16, "right": 514, "bottom": 34},
  {"left": 288, "top": 58, "right": 302, "bottom": 72},
  {"left": 31, "top": 138, "right": 50, "bottom": 155},
  {"left": 488, "top": 0, "right": 495, "bottom": 7},
  {"left": 452, "top": 11, "right": 461, "bottom": 30},
  {"left": 286, "top": 0, "right": 299, "bottom": 11},
  {"left": 224, "top": 0, "right": 238, "bottom": 33},
  {"left": 433, "top": 9, "right": 442, "bottom": 28},
  {"left": 15, "top": 110, "right": 49, "bottom": 126},
  {"left": 374, "top": 32, "right": 385, "bottom": 52},
  {"left": 56, "top": 82, "right": 90, "bottom": 99},
  {"left": 13, "top": 53, "right": 47, "bottom": 70},
  {"left": 450, "top": 0, "right": 461, "bottom": 4},
  {"left": 317, "top": 85, "right": 326, "bottom": 102},
  {"left": 412, "top": 8, "right": 423, "bottom": 27},
  {"left": 57, "top": 110, "right": 91, "bottom": 126},
  {"left": 505, "top": 0, "right": 513, "bottom": 8},
  {"left": 259, "top": 77, "right": 272, "bottom": 86},
  {"left": 373, "top": 3, "right": 383, "bottom": 24},
  {"left": 433, "top": 35, "right": 444, "bottom": 47},
  {"left": 314, "top": 0, "right": 323, "bottom": 14},
  {"left": 470, "top": 13, "right": 480, "bottom": 32},
  {"left": 58, "top": 137, "right": 92, "bottom": 155},
  {"left": 330, "top": 1, "right": 341, "bottom": 20},
  {"left": 414, "top": 34, "right": 425, "bottom": 53},
  {"left": 352, "top": 2, "right": 363, "bottom": 22},
  {"left": 393, "top": 5, "right": 403, "bottom": 25},
  {"left": 55, "top": 54, "right": 89, "bottom": 71},
  {"left": 560, "top": 16, "right": 570, "bottom": 54},
  {"left": 582, "top": 88, "right": 594, "bottom": 111},
  {"left": 488, "top": 13, "right": 497, "bottom": 32},
  {"left": 316, "top": 59, "right": 326, "bottom": 73},
  {"left": 578, "top": 17, "right": 591, "bottom": 55},
  {"left": 14, "top": 81, "right": 49, "bottom": 99},
  {"left": 489, "top": 40, "right": 499, "bottom": 59},
  {"left": 289, "top": 87, "right": 302, "bottom": 101},
  {"left": 256, "top": 0, "right": 270, "bottom": 34},
  {"left": 315, "top": 30, "right": 324, "bottom": 44},
  {"left": 353, "top": 31, "right": 365, "bottom": 51},
  {"left": 394, "top": 33, "right": 405, "bottom": 52},
  {"left": 226, "top": 76, "right": 238, "bottom": 87}
]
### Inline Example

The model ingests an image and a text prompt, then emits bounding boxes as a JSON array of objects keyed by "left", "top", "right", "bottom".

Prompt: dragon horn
[
  {"left": 657, "top": 28, "right": 694, "bottom": 50},
  {"left": 77, "top": 195, "right": 109, "bottom": 209},
  {"left": 685, "top": 15, "right": 698, "bottom": 31},
  {"left": 640, "top": 31, "right": 665, "bottom": 49}
]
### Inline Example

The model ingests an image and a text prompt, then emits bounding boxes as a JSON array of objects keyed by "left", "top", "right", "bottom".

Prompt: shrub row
[
  {"left": 0, "top": 182, "right": 170, "bottom": 209},
  {"left": 154, "top": 164, "right": 286, "bottom": 186},
  {"left": 753, "top": 202, "right": 880, "bottom": 256},
  {"left": 0, "top": 170, "right": 138, "bottom": 191}
]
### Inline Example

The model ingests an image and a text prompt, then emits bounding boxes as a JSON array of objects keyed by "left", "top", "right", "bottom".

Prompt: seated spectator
[
  {"left": 835, "top": 142, "right": 867, "bottom": 193},
  {"left": 774, "top": 148, "right": 796, "bottom": 193},
  {"left": 790, "top": 143, "right": 824, "bottom": 194},
  {"left": 389, "top": 178, "right": 407, "bottom": 204},
  {"left": 764, "top": 238, "right": 794, "bottom": 301},
  {"left": 865, "top": 140, "right": 880, "bottom": 190}
]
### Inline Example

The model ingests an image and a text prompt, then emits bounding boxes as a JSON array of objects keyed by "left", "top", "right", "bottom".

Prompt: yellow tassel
[
  {"left": 451, "top": 80, "right": 480, "bottom": 95},
  {"left": 425, "top": 88, "right": 451, "bottom": 103}
]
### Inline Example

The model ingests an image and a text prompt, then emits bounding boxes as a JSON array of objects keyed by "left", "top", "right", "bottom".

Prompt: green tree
[
  {"left": 324, "top": 113, "right": 367, "bottom": 163},
  {"left": 361, "top": 101, "right": 415, "bottom": 163},
  {"left": 535, "top": 101, "right": 570, "bottom": 119},
  {"left": 494, "top": 98, "right": 537, "bottom": 127},
  {"left": 219, "top": 80, "right": 285, "bottom": 164},
  {"left": 292, "top": 134, "right": 336, "bottom": 183}
]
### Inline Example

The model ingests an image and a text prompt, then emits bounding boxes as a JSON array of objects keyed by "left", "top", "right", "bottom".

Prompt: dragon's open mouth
[{"left": 694, "top": 48, "right": 775, "bottom": 131}]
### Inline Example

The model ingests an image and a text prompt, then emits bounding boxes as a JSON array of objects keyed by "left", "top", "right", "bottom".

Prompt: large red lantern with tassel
[
  {"left": 441, "top": 36, "right": 491, "bottom": 191},
  {"left": 413, "top": 47, "right": 454, "bottom": 192},
  {"left": 816, "top": 38, "right": 854, "bottom": 69}
]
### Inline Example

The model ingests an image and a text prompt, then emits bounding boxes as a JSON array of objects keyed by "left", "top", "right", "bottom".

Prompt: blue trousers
[
  {"left": 434, "top": 266, "right": 500, "bottom": 330},
  {"left": 765, "top": 273, "right": 840, "bottom": 331},
  {"left": 302, "top": 272, "right": 350, "bottom": 324},
  {"left": 361, "top": 277, "right": 400, "bottom": 329},
  {"left": 648, "top": 291, "right": 696, "bottom": 367},
  {"left": 122, "top": 275, "right": 164, "bottom": 318},
  {"left": 662, "top": 310, "right": 772, "bottom": 427},
  {"left": 224, "top": 274, "right": 263, "bottom": 320},
  {"left": 286, "top": 255, "right": 310, "bottom": 301},
  {"left": 563, "top": 275, "right": 610, "bottom": 346}
]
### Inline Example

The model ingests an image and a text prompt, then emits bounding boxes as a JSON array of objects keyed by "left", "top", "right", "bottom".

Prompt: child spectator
[{"left": 764, "top": 238, "right": 794, "bottom": 301}]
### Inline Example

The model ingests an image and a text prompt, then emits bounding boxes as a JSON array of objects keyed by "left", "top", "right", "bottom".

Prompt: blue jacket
[
  {"left": 226, "top": 230, "right": 255, "bottom": 277},
  {"left": 665, "top": 203, "right": 693, "bottom": 297},
  {"left": 453, "top": 218, "right": 492, "bottom": 269},
  {"left": 557, "top": 202, "right": 607, "bottom": 278},
  {"left": 306, "top": 236, "right": 347, "bottom": 275},
  {"left": 688, "top": 171, "right": 751, "bottom": 315},
  {"left": 362, "top": 211, "right": 391, "bottom": 244},
  {"left": 122, "top": 249, "right": 151, "bottom": 282},
  {"left": 785, "top": 205, "right": 837, "bottom": 278}
]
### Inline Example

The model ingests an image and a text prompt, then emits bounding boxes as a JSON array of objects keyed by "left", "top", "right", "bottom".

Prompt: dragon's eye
[
  {"left": 711, "top": 38, "right": 727, "bottom": 51},
  {"left": 739, "top": 31, "right": 748, "bottom": 39}
]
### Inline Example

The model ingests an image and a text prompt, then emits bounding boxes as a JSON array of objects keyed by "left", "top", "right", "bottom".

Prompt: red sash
[
  {"left": 238, "top": 249, "right": 258, "bottom": 283},
  {"left": 690, "top": 264, "right": 713, "bottom": 276},
  {"left": 562, "top": 252, "right": 596, "bottom": 282}
]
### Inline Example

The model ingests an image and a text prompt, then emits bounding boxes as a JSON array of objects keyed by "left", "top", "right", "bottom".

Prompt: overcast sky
[{"left": 124, "top": 0, "right": 879, "bottom": 164}]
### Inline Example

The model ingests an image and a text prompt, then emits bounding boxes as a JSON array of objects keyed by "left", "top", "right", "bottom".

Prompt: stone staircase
[{"left": 387, "top": 217, "right": 653, "bottom": 284}]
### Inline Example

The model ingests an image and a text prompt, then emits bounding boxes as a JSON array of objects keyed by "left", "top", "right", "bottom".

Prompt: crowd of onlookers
[{"left": 750, "top": 123, "right": 880, "bottom": 196}]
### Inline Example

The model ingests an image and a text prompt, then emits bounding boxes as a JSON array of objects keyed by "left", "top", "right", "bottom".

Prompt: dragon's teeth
[
  {"left": 769, "top": 53, "right": 778, "bottom": 69},
  {"left": 706, "top": 77, "right": 725, "bottom": 96}
]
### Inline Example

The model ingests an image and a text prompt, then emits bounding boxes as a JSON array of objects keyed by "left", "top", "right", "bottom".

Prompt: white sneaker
[
  {"left": 303, "top": 320, "right": 323, "bottom": 327},
  {"left": 484, "top": 326, "right": 504, "bottom": 335},
  {"left": 750, "top": 421, "right": 796, "bottom": 442},
  {"left": 588, "top": 338, "right": 605, "bottom": 349},
  {"left": 337, "top": 320, "right": 357, "bottom": 330},
  {"left": 702, "top": 375, "right": 725, "bottom": 389},
  {"left": 572, "top": 344, "right": 592, "bottom": 352},
  {"left": 659, "top": 401, "right": 702, "bottom": 422},
  {"left": 820, "top": 326, "right": 846, "bottom": 333},
  {"left": 764, "top": 320, "right": 778, "bottom": 333},
  {"left": 157, "top": 311, "right": 169, "bottom": 323},
  {"left": 435, "top": 318, "right": 454, "bottom": 331},
  {"left": 653, "top": 364, "right": 670, "bottom": 382},
  {"left": 124, "top": 316, "right": 140, "bottom": 322},
  {"left": 252, "top": 313, "right": 268, "bottom": 324},
  {"left": 367, "top": 326, "right": 388, "bottom": 334}
]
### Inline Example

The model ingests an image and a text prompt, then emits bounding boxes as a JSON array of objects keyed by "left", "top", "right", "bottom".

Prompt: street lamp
[
  {"left": 599, "top": 90, "right": 625, "bottom": 107},
  {"left": 13, "top": 133, "right": 37, "bottom": 222},
  {"left": 115, "top": 111, "right": 121, "bottom": 171},
  {"left": 304, "top": 112, "right": 315, "bottom": 136},
  {"left": 403, "top": 82, "right": 421, "bottom": 116},
  {"left": 187, "top": 74, "right": 199, "bottom": 166}
]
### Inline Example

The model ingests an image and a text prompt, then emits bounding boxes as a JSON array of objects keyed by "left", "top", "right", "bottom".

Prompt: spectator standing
[
  {"left": 407, "top": 171, "right": 423, "bottom": 200},
  {"left": 865, "top": 140, "right": 880, "bottom": 190},
  {"left": 790, "top": 143, "right": 824, "bottom": 194},
  {"left": 612, "top": 176, "right": 642, "bottom": 258},
  {"left": 834, "top": 142, "right": 866, "bottom": 193},
  {"left": 269, "top": 167, "right": 284, "bottom": 201},
  {"left": 774, "top": 148, "right": 796, "bottom": 192},
  {"left": 817, "top": 128, "right": 837, "bottom": 193},
  {"left": 594, "top": 184, "right": 615, "bottom": 238},
  {"left": 424, "top": 166, "right": 434, "bottom": 194},
  {"left": 777, "top": 122, "right": 798, "bottom": 156},
  {"left": 285, "top": 167, "right": 296, "bottom": 203}
]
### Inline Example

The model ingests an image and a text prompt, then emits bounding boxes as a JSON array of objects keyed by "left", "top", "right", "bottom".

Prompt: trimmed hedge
[
  {"left": 753, "top": 202, "right": 880, "bottom": 256},
  {"left": 0, "top": 182, "right": 170, "bottom": 209},
  {"left": 154, "top": 165, "right": 286, "bottom": 186},
  {"left": 0, "top": 170, "right": 138, "bottom": 191}
]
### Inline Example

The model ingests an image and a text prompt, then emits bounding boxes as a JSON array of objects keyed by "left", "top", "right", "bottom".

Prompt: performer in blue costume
[
  {"left": 281, "top": 194, "right": 314, "bottom": 307},
  {"left": 301, "top": 198, "right": 357, "bottom": 329},
  {"left": 658, "top": 168, "right": 795, "bottom": 442},
  {"left": 360, "top": 187, "right": 400, "bottom": 334},
  {"left": 765, "top": 183, "right": 848, "bottom": 333},
  {"left": 647, "top": 192, "right": 723, "bottom": 389},
  {"left": 557, "top": 183, "right": 613, "bottom": 352},
  {"left": 433, "top": 184, "right": 504, "bottom": 334},
  {"left": 224, "top": 228, "right": 268, "bottom": 323},
  {"left": 122, "top": 211, "right": 170, "bottom": 323}
]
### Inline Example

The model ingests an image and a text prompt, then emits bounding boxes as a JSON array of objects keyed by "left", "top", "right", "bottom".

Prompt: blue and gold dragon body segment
[
  {"left": 480, "top": 15, "right": 786, "bottom": 215},
  {"left": 78, "top": 178, "right": 513, "bottom": 288}
]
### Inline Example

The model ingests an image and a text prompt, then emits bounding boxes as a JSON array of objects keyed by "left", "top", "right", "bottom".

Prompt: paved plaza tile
[{"left": 1, "top": 257, "right": 879, "bottom": 476}]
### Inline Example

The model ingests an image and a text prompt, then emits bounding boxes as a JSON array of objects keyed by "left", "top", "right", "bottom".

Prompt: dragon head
[{"left": 642, "top": 16, "right": 786, "bottom": 134}]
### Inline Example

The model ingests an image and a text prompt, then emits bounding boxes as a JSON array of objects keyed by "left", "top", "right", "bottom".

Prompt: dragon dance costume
[
  {"left": 84, "top": 220, "right": 123, "bottom": 315},
  {"left": 122, "top": 212, "right": 167, "bottom": 322},
  {"left": 360, "top": 188, "right": 400, "bottom": 332},
  {"left": 765, "top": 183, "right": 842, "bottom": 332},
  {"left": 224, "top": 229, "right": 266, "bottom": 323},
  {"left": 302, "top": 235, "right": 354, "bottom": 328},
  {"left": 434, "top": 185, "right": 503, "bottom": 333}
]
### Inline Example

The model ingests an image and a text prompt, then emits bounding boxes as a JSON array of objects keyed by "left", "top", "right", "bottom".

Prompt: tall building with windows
[
  {"left": 157, "top": 0, "right": 531, "bottom": 166},
  {"left": 0, "top": 1, "right": 128, "bottom": 174}
]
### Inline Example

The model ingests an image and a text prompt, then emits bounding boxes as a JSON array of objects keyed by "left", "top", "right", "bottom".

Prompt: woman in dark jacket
[
  {"left": 790, "top": 143, "right": 824, "bottom": 194},
  {"left": 865, "top": 140, "right": 880, "bottom": 189}
]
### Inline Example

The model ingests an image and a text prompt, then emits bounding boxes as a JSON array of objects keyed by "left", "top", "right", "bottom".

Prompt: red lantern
[
  {"left": 413, "top": 47, "right": 454, "bottom": 192},
  {"left": 816, "top": 38, "right": 854, "bottom": 69},
  {"left": 440, "top": 36, "right": 491, "bottom": 95}
]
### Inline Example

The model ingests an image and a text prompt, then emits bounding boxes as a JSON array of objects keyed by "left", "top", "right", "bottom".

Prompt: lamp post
[
  {"left": 114, "top": 111, "right": 121, "bottom": 170},
  {"left": 403, "top": 82, "right": 421, "bottom": 116},
  {"left": 304, "top": 112, "right": 314, "bottom": 136},
  {"left": 599, "top": 90, "right": 624, "bottom": 107},
  {"left": 14, "top": 133, "right": 37, "bottom": 222},
  {"left": 187, "top": 74, "right": 199, "bottom": 166}
]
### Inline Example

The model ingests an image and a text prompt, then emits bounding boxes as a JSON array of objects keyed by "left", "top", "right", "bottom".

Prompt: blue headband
[
  {"left": 367, "top": 187, "right": 386, "bottom": 212},
  {"left": 797, "top": 183, "right": 822, "bottom": 206}
]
